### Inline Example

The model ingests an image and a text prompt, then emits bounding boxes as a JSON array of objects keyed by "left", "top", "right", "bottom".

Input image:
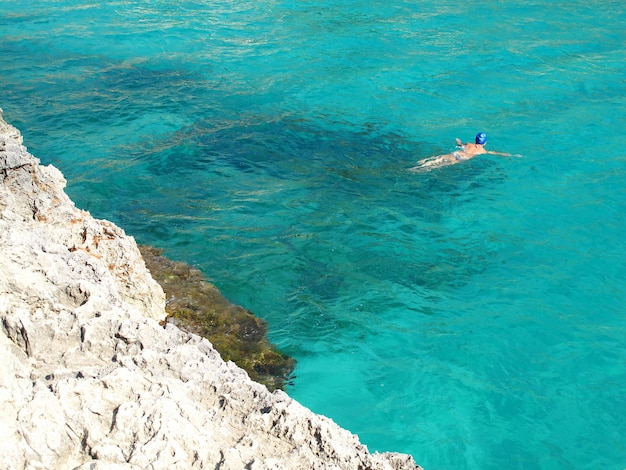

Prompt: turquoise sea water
[{"left": 2, "top": 1, "right": 625, "bottom": 468}]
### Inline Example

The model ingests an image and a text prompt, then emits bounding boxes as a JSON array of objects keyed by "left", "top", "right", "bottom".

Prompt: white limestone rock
[{"left": 0, "top": 108, "right": 421, "bottom": 470}]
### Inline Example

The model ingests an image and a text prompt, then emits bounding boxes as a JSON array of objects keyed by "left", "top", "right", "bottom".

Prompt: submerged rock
[
  {"left": 0, "top": 108, "right": 421, "bottom": 470},
  {"left": 139, "top": 245, "right": 295, "bottom": 391}
]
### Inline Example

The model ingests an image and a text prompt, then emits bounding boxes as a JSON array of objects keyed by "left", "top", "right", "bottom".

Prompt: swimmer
[{"left": 409, "top": 132, "right": 520, "bottom": 172}]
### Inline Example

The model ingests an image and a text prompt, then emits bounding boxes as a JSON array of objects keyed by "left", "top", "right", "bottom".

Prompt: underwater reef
[{"left": 140, "top": 245, "right": 295, "bottom": 391}]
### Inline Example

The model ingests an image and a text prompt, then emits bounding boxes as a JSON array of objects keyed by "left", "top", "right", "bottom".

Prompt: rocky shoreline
[{"left": 0, "top": 109, "right": 420, "bottom": 469}]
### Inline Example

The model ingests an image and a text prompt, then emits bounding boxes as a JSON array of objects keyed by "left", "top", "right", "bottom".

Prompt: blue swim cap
[{"left": 475, "top": 132, "right": 487, "bottom": 145}]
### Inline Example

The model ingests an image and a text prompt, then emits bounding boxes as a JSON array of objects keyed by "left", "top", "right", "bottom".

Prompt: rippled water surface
[{"left": 2, "top": 1, "right": 626, "bottom": 468}]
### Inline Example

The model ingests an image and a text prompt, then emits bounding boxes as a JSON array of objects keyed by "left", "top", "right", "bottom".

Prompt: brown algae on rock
[{"left": 139, "top": 245, "right": 295, "bottom": 391}]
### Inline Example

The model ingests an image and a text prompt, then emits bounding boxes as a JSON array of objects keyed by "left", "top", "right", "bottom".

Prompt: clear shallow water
[{"left": 2, "top": 1, "right": 626, "bottom": 468}]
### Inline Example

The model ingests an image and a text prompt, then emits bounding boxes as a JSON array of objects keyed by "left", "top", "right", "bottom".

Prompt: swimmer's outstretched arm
[{"left": 486, "top": 150, "right": 523, "bottom": 157}]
